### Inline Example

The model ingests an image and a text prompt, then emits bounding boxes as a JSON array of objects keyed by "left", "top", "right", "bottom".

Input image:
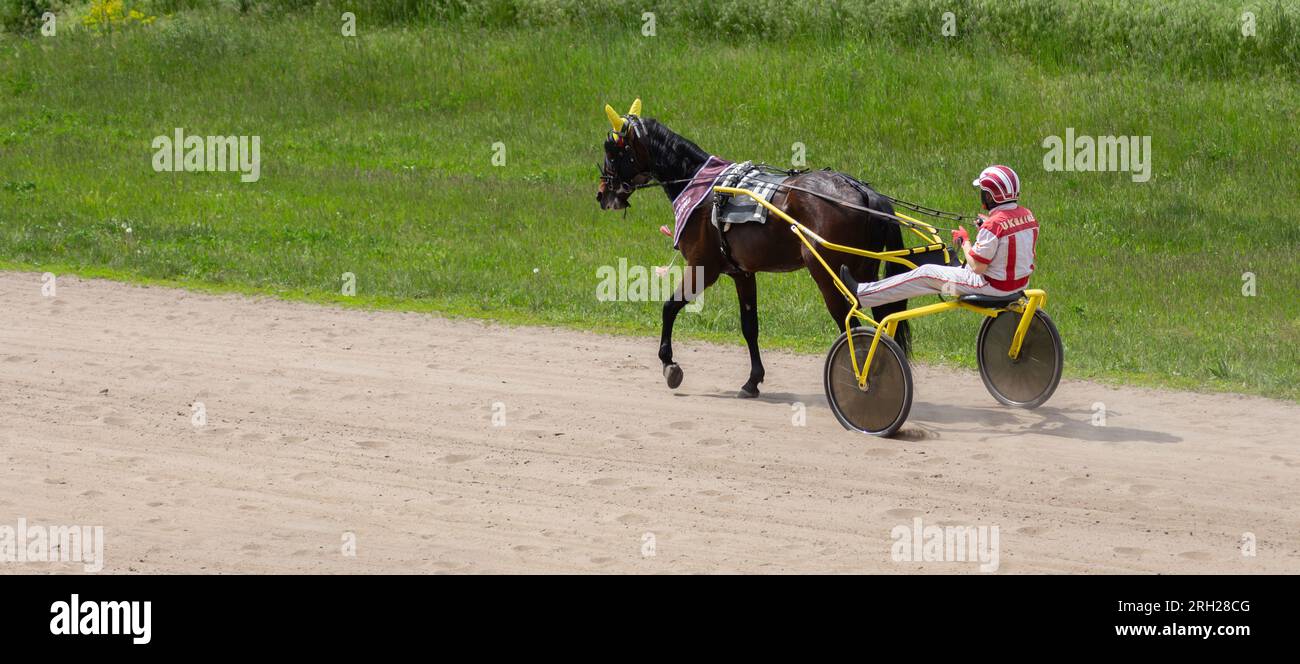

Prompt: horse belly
[{"left": 727, "top": 221, "right": 803, "bottom": 273}]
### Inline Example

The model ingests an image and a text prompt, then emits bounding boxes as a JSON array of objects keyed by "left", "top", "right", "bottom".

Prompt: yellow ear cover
[{"left": 605, "top": 104, "right": 625, "bottom": 131}]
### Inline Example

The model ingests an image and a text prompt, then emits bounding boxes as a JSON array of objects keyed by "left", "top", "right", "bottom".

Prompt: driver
[{"left": 839, "top": 165, "right": 1038, "bottom": 306}]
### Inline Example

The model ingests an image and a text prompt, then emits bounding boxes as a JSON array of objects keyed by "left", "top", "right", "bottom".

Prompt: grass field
[{"left": 1, "top": 1, "right": 1297, "bottom": 400}]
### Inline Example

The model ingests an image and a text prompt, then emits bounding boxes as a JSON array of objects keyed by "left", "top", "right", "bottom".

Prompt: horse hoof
[
  {"left": 738, "top": 385, "right": 759, "bottom": 399},
  {"left": 664, "top": 363, "right": 683, "bottom": 389}
]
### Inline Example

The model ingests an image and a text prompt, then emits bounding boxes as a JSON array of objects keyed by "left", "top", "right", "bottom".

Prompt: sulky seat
[{"left": 958, "top": 291, "right": 1025, "bottom": 307}]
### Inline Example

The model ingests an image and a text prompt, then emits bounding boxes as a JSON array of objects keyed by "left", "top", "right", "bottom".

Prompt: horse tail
[{"left": 841, "top": 174, "right": 912, "bottom": 356}]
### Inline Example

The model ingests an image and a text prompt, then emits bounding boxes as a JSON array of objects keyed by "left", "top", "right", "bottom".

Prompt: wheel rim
[
  {"left": 826, "top": 331, "right": 909, "bottom": 433},
  {"left": 979, "top": 312, "right": 1059, "bottom": 405}
]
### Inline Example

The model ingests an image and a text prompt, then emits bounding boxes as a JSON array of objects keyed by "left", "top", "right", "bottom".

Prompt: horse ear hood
[
  {"left": 604, "top": 104, "right": 625, "bottom": 132},
  {"left": 628, "top": 98, "right": 641, "bottom": 117}
]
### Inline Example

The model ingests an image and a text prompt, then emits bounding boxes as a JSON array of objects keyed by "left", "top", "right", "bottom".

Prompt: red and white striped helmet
[{"left": 972, "top": 165, "right": 1020, "bottom": 204}]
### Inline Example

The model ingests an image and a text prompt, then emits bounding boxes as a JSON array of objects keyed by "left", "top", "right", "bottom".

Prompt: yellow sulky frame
[{"left": 712, "top": 185, "right": 1047, "bottom": 390}]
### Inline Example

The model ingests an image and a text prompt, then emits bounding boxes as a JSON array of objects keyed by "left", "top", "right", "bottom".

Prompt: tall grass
[
  {"left": 0, "top": 6, "right": 1296, "bottom": 399},
  {"left": 12, "top": 1, "right": 1298, "bottom": 78},
  {"left": 123, "top": 0, "right": 1300, "bottom": 79}
]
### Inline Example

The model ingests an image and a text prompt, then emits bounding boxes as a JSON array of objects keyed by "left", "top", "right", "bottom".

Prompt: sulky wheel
[
  {"left": 976, "top": 309, "right": 1063, "bottom": 408},
  {"left": 824, "top": 328, "right": 913, "bottom": 437}
]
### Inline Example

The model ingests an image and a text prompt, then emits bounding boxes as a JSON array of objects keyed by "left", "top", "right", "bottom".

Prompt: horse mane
[{"left": 638, "top": 117, "right": 710, "bottom": 176}]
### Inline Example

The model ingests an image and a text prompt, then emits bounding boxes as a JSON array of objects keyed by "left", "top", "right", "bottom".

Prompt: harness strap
[
  {"left": 603, "top": 122, "right": 967, "bottom": 230},
  {"left": 714, "top": 220, "right": 746, "bottom": 275},
  {"left": 631, "top": 172, "right": 962, "bottom": 233}
]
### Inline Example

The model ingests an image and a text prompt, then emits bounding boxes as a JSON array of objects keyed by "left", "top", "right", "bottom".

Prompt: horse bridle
[{"left": 598, "top": 114, "right": 654, "bottom": 199}]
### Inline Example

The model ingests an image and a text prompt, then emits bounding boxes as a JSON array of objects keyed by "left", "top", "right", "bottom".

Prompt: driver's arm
[
  {"left": 965, "top": 226, "right": 997, "bottom": 274},
  {"left": 964, "top": 241, "right": 989, "bottom": 274}
]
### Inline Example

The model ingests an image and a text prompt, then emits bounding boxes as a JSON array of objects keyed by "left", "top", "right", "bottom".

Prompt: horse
[{"left": 596, "top": 98, "right": 911, "bottom": 398}]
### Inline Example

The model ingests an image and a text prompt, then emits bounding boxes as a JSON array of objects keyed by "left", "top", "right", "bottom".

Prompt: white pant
[{"left": 853, "top": 263, "right": 1016, "bottom": 308}]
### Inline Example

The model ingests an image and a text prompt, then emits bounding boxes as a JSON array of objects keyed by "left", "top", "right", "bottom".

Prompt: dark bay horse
[{"left": 596, "top": 99, "right": 911, "bottom": 398}]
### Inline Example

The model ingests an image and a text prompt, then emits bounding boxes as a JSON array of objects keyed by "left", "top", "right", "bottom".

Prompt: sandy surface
[{"left": 1, "top": 271, "right": 1297, "bottom": 574}]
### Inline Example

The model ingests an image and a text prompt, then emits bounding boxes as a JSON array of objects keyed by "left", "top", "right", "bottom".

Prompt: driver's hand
[{"left": 951, "top": 226, "right": 969, "bottom": 245}]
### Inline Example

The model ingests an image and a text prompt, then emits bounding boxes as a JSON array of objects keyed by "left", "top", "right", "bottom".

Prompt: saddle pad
[
  {"left": 711, "top": 162, "right": 791, "bottom": 228},
  {"left": 671, "top": 155, "right": 732, "bottom": 248}
]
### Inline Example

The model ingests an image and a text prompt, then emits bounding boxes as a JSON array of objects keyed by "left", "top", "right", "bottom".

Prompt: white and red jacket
[{"left": 968, "top": 203, "right": 1038, "bottom": 292}]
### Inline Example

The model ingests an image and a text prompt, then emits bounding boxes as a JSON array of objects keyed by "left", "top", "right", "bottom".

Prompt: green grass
[{"left": 1, "top": 5, "right": 1297, "bottom": 400}]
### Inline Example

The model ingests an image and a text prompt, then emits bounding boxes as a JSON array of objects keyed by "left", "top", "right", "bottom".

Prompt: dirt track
[{"left": 1, "top": 271, "right": 1297, "bottom": 573}]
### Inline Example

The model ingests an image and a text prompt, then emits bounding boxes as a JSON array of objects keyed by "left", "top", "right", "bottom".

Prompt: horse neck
[{"left": 640, "top": 120, "right": 712, "bottom": 203}]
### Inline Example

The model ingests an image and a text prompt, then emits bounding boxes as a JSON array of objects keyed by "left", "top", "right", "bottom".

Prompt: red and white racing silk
[{"left": 968, "top": 203, "right": 1038, "bottom": 292}]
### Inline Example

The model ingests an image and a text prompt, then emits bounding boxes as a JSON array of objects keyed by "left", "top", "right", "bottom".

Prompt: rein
[
  {"left": 600, "top": 115, "right": 969, "bottom": 230},
  {"left": 622, "top": 167, "right": 969, "bottom": 233},
  {"left": 872, "top": 193, "right": 974, "bottom": 222}
]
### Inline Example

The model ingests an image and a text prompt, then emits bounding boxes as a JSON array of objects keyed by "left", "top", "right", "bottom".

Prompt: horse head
[{"left": 596, "top": 98, "right": 653, "bottom": 210}]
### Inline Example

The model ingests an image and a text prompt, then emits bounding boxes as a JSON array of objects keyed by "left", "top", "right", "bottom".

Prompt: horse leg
[
  {"left": 870, "top": 226, "right": 913, "bottom": 355},
  {"left": 658, "top": 262, "right": 719, "bottom": 389},
  {"left": 870, "top": 267, "right": 913, "bottom": 355},
  {"left": 818, "top": 276, "right": 855, "bottom": 334},
  {"left": 659, "top": 297, "right": 688, "bottom": 388},
  {"left": 803, "top": 249, "right": 861, "bottom": 334},
  {"left": 732, "top": 272, "right": 765, "bottom": 398}
]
